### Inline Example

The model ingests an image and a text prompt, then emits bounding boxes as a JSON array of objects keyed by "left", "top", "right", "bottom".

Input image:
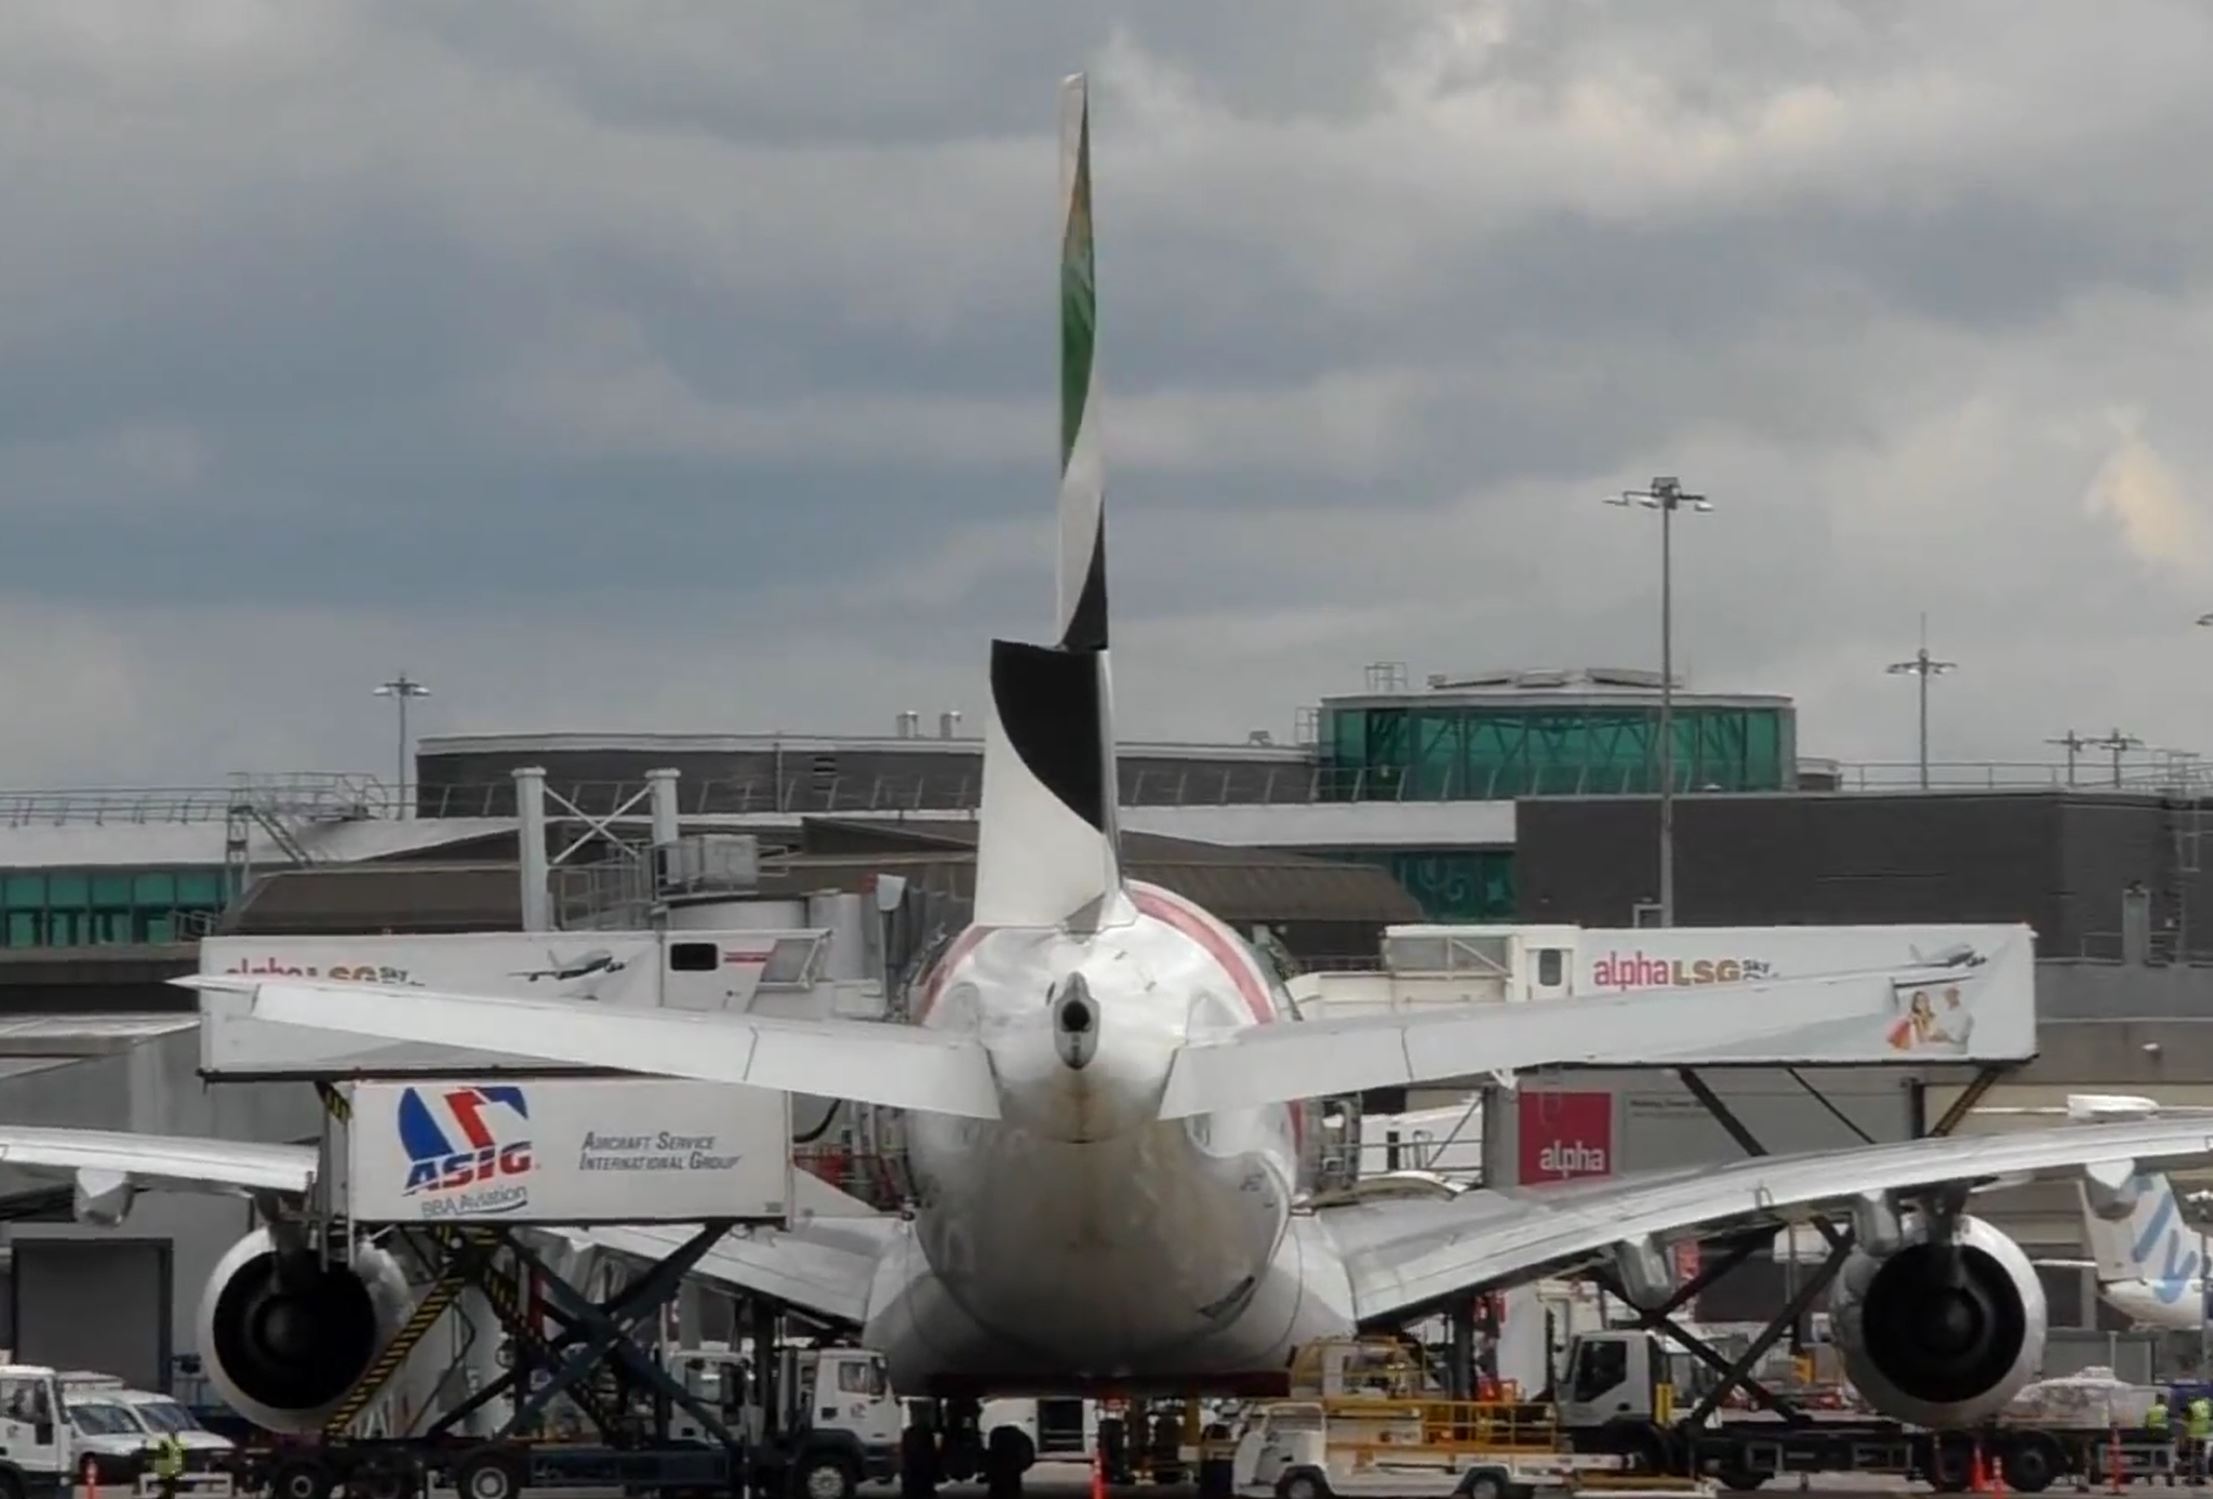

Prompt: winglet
[{"left": 975, "top": 73, "right": 1126, "bottom": 932}]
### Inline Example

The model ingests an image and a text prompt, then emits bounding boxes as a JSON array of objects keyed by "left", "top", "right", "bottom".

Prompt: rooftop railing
[{"left": 6, "top": 756, "right": 2213, "bottom": 828}]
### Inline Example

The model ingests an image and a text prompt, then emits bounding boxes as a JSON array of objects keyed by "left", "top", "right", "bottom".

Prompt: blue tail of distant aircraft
[{"left": 2083, "top": 1169, "right": 2202, "bottom": 1304}]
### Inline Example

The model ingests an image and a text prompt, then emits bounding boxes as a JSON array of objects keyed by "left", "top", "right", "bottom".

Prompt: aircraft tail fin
[
  {"left": 975, "top": 73, "right": 1126, "bottom": 932},
  {"left": 2080, "top": 1164, "right": 2202, "bottom": 1290}
]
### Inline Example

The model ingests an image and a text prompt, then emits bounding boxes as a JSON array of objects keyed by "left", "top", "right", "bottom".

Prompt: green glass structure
[
  {"left": 1320, "top": 684, "right": 1794, "bottom": 801},
  {"left": 1321, "top": 848, "right": 1516, "bottom": 921},
  {"left": 0, "top": 868, "right": 229, "bottom": 948}
]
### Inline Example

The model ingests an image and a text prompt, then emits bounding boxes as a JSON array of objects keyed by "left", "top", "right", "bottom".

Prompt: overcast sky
[{"left": 7, "top": 0, "right": 2213, "bottom": 787}]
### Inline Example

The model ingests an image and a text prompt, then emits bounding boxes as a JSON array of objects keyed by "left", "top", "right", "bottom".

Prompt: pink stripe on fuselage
[
  {"left": 1128, "top": 883, "right": 1275, "bottom": 1025},
  {"left": 914, "top": 924, "right": 993, "bottom": 1025}
]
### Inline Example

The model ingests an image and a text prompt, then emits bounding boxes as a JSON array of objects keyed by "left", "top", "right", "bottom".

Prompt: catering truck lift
[
  {"left": 1555, "top": 1330, "right": 2173, "bottom": 1493},
  {"left": 226, "top": 1076, "right": 899, "bottom": 1499}
]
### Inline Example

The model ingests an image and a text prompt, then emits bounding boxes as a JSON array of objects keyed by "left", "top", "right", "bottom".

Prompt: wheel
[
  {"left": 2004, "top": 1438, "right": 2060, "bottom": 1495},
  {"left": 352, "top": 1458, "right": 417, "bottom": 1499},
  {"left": 1462, "top": 1471, "right": 1506, "bottom": 1499},
  {"left": 1928, "top": 1439, "right": 1974, "bottom": 1494},
  {"left": 0, "top": 1468, "right": 25, "bottom": 1499},
  {"left": 1717, "top": 1471, "right": 1767, "bottom": 1493},
  {"left": 986, "top": 1426, "right": 1036, "bottom": 1476},
  {"left": 456, "top": 1448, "right": 525, "bottom": 1499},
  {"left": 1277, "top": 1467, "right": 1331, "bottom": 1499},
  {"left": 269, "top": 1460, "right": 334, "bottom": 1499},
  {"left": 790, "top": 1453, "right": 857, "bottom": 1499}
]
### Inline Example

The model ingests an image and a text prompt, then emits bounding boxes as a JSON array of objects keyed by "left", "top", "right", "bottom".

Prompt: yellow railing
[{"left": 1318, "top": 1397, "right": 1561, "bottom": 1453}]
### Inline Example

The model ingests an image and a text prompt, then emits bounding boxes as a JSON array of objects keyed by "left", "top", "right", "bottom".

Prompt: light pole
[
  {"left": 2045, "top": 730, "right": 2090, "bottom": 787},
  {"left": 1607, "top": 476, "right": 1712, "bottom": 927},
  {"left": 2090, "top": 727, "right": 2142, "bottom": 789},
  {"left": 1885, "top": 614, "right": 1955, "bottom": 790},
  {"left": 373, "top": 673, "right": 430, "bottom": 818}
]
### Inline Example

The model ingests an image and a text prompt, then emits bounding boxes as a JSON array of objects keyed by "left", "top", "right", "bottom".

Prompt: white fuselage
[{"left": 859, "top": 880, "right": 1357, "bottom": 1393}]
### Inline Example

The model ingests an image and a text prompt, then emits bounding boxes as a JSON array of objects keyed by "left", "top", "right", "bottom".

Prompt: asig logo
[
  {"left": 1538, "top": 1140, "right": 1608, "bottom": 1174},
  {"left": 398, "top": 1085, "right": 533, "bottom": 1214}
]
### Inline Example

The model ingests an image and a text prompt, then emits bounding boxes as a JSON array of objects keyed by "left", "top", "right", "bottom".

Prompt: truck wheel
[
  {"left": 457, "top": 1448, "right": 526, "bottom": 1499},
  {"left": 2004, "top": 1438, "right": 2060, "bottom": 1495},
  {"left": 1929, "top": 1440, "right": 1974, "bottom": 1494},
  {"left": 1277, "top": 1467, "right": 1332, "bottom": 1499},
  {"left": 0, "top": 1468, "right": 24, "bottom": 1499},
  {"left": 790, "top": 1454, "right": 857, "bottom": 1499},
  {"left": 1717, "top": 1471, "right": 1768, "bottom": 1493},
  {"left": 986, "top": 1427, "right": 1036, "bottom": 1476},
  {"left": 270, "top": 1459, "right": 334, "bottom": 1499},
  {"left": 1461, "top": 1471, "right": 1507, "bottom": 1499},
  {"left": 352, "top": 1458, "right": 417, "bottom": 1499}
]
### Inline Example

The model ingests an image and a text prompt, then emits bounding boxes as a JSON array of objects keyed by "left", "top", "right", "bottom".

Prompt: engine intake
[
  {"left": 198, "top": 1227, "right": 412, "bottom": 1433},
  {"left": 1829, "top": 1213, "right": 2045, "bottom": 1429}
]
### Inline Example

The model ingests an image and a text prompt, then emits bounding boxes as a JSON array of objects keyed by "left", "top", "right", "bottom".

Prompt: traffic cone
[
  {"left": 1973, "top": 1443, "right": 1989, "bottom": 1495},
  {"left": 80, "top": 1456, "right": 96, "bottom": 1499},
  {"left": 1092, "top": 1444, "right": 1108, "bottom": 1499}
]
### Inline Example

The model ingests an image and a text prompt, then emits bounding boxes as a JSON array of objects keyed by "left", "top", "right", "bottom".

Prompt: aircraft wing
[
  {"left": 182, "top": 975, "right": 1002, "bottom": 1120},
  {"left": 550, "top": 1194, "right": 898, "bottom": 1330},
  {"left": 1321, "top": 1116, "right": 2213, "bottom": 1324},
  {"left": 1159, "top": 969, "right": 1912, "bottom": 1119},
  {"left": 0, "top": 1126, "right": 315, "bottom": 1198}
]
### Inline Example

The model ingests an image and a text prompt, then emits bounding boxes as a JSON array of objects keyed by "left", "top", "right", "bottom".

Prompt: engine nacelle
[
  {"left": 1829, "top": 1213, "right": 2045, "bottom": 1428},
  {"left": 197, "top": 1227, "right": 413, "bottom": 1433}
]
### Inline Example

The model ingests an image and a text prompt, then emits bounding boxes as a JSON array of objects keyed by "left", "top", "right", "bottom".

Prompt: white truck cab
[
  {"left": 667, "top": 1344, "right": 900, "bottom": 1497},
  {"left": 0, "top": 1365, "right": 232, "bottom": 1498}
]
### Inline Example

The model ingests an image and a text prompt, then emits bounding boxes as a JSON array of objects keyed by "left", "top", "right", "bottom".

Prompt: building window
[
  {"left": 1321, "top": 703, "right": 1792, "bottom": 801},
  {"left": 0, "top": 866, "right": 230, "bottom": 948}
]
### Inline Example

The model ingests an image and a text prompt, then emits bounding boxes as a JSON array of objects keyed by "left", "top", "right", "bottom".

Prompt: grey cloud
[{"left": 3, "top": 1, "right": 2213, "bottom": 783}]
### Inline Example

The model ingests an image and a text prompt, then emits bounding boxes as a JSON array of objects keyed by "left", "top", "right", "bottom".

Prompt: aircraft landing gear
[{"left": 984, "top": 1426, "right": 1033, "bottom": 1499}]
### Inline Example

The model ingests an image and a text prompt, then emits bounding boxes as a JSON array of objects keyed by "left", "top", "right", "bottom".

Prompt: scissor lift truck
[{"left": 1556, "top": 1330, "right": 2176, "bottom": 1494}]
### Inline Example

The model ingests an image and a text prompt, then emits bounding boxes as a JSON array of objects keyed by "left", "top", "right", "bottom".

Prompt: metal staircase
[{"left": 318, "top": 1251, "right": 477, "bottom": 1437}]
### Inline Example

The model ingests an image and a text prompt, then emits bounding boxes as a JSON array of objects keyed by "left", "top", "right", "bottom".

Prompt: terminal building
[{"left": 0, "top": 662, "right": 2206, "bottom": 1378}]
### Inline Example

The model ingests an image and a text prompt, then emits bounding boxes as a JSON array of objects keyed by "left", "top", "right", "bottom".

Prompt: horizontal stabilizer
[
  {"left": 1160, "top": 968, "right": 1930, "bottom": 1119},
  {"left": 179, "top": 976, "right": 1003, "bottom": 1120}
]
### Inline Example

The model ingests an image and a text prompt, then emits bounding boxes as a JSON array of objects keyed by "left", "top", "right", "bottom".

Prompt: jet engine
[
  {"left": 1829, "top": 1213, "right": 2045, "bottom": 1428},
  {"left": 197, "top": 1227, "right": 414, "bottom": 1433}
]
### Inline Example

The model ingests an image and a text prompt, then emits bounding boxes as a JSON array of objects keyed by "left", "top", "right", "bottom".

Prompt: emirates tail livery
[{"left": 13, "top": 74, "right": 2213, "bottom": 1492}]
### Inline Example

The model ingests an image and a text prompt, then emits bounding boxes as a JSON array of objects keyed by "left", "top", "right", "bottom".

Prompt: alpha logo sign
[
  {"left": 1589, "top": 950, "right": 1776, "bottom": 989},
  {"left": 222, "top": 956, "right": 426, "bottom": 986},
  {"left": 1518, "top": 1090, "right": 1614, "bottom": 1184},
  {"left": 399, "top": 1085, "right": 534, "bottom": 1217}
]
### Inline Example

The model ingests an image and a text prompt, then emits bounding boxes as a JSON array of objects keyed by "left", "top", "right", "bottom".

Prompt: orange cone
[
  {"left": 1973, "top": 1443, "right": 1989, "bottom": 1495},
  {"left": 1092, "top": 1444, "right": 1108, "bottom": 1499}
]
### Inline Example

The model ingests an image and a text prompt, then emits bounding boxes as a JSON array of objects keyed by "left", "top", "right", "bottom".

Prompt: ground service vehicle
[
  {"left": 0, "top": 1366, "right": 234, "bottom": 1498},
  {"left": 1557, "top": 1331, "right": 2174, "bottom": 1493}
]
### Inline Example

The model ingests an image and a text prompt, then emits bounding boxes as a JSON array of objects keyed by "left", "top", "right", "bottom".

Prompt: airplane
[
  {"left": 2077, "top": 1166, "right": 2209, "bottom": 1329},
  {"left": 7, "top": 74, "right": 2213, "bottom": 1499},
  {"left": 509, "top": 948, "right": 625, "bottom": 983},
  {"left": 2013, "top": 1094, "right": 2213, "bottom": 1330}
]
